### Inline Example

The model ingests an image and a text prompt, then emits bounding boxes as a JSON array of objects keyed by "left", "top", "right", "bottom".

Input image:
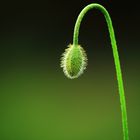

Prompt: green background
[{"left": 1, "top": 1, "right": 139, "bottom": 140}]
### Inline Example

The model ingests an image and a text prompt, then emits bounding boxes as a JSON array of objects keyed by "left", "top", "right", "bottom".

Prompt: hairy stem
[{"left": 73, "top": 3, "right": 129, "bottom": 140}]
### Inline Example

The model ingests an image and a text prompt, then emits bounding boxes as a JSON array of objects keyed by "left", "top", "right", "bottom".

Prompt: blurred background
[{"left": 1, "top": 0, "right": 140, "bottom": 140}]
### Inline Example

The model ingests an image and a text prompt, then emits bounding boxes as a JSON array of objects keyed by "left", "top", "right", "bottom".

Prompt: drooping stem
[{"left": 73, "top": 3, "right": 129, "bottom": 140}]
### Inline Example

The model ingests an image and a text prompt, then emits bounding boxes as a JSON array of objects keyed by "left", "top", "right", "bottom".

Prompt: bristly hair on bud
[{"left": 60, "top": 44, "right": 88, "bottom": 79}]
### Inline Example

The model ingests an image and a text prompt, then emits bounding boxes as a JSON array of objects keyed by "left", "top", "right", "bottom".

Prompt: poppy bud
[{"left": 60, "top": 44, "right": 87, "bottom": 79}]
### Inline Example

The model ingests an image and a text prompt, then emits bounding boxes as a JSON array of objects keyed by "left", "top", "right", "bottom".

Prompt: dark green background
[{"left": 1, "top": 1, "right": 140, "bottom": 140}]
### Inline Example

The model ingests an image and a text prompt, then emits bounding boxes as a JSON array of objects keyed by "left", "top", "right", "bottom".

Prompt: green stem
[{"left": 73, "top": 3, "right": 129, "bottom": 140}]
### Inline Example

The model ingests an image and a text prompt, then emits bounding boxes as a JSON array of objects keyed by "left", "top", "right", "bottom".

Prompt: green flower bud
[{"left": 60, "top": 44, "right": 88, "bottom": 79}]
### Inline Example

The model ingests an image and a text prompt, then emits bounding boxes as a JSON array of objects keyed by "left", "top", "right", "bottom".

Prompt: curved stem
[{"left": 73, "top": 3, "right": 129, "bottom": 140}]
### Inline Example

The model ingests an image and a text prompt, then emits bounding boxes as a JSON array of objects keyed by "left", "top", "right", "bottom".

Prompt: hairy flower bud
[{"left": 60, "top": 44, "right": 88, "bottom": 79}]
